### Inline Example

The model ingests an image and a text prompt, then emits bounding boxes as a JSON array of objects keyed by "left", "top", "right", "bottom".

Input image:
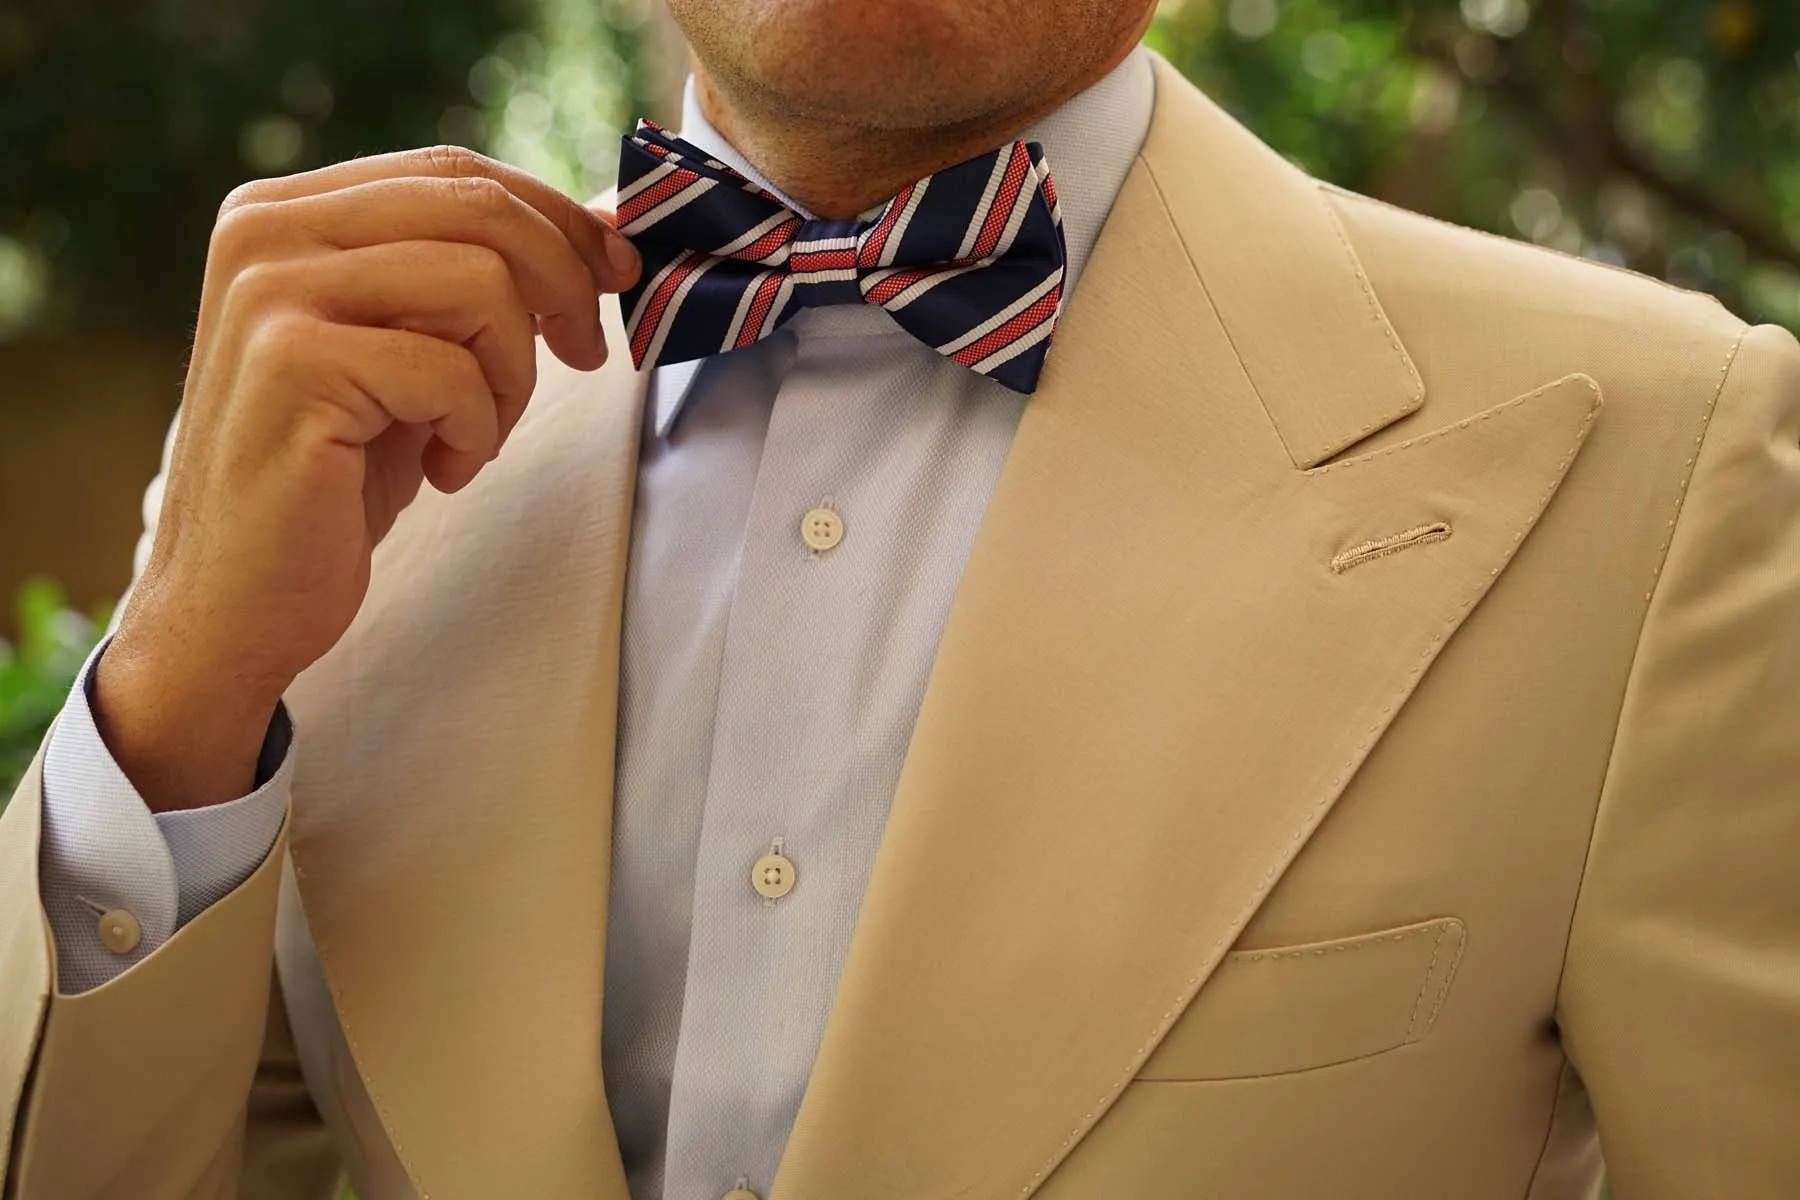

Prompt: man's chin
[{"left": 672, "top": 0, "right": 1064, "bottom": 131}]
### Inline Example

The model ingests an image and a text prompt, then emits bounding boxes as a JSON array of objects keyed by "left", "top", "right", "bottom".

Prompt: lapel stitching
[
  {"left": 771, "top": 58, "right": 1608, "bottom": 1200},
  {"left": 1021, "top": 378, "right": 1601, "bottom": 1196}
]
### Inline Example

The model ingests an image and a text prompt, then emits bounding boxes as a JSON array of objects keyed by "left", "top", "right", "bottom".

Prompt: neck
[{"left": 690, "top": 43, "right": 1141, "bottom": 219}]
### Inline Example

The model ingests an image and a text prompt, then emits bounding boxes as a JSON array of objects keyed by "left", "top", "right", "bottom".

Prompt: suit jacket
[{"left": 5, "top": 56, "right": 1798, "bottom": 1200}]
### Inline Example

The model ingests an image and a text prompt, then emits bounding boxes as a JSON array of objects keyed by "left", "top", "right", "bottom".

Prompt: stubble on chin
[{"left": 674, "top": 0, "right": 1108, "bottom": 135}]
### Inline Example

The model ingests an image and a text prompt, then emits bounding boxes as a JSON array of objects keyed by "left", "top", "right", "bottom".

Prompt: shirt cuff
[{"left": 38, "top": 636, "right": 293, "bottom": 994}]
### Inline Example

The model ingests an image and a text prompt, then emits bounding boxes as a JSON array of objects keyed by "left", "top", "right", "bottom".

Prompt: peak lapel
[
  {"left": 1135, "top": 56, "right": 1427, "bottom": 467},
  {"left": 773, "top": 62, "right": 1601, "bottom": 1200}
]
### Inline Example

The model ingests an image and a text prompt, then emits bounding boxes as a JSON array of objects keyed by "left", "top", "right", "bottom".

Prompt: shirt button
[
  {"left": 752, "top": 851, "right": 796, "bottom": 900},
  {"left": 96, "top": 908, "right": 142, "bottom": 955},
  {"left": 800, "top": 506, "right": 844, "bottom": 552}
]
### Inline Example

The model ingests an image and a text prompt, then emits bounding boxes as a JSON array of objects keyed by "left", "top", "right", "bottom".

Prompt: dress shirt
[
  {"left": 38, "top": 639, "right": 292, "bottom": 991},
  {"left": 36, "top": 46, "right": 1154, "bottom": 1200}
]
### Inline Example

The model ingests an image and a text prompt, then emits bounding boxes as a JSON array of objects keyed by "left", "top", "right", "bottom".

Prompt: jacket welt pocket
[{"left": 1136, "top": 916, "right": 1466, "bottom": 1082}]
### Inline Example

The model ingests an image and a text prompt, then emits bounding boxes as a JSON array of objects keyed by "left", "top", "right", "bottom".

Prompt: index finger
[{"left": 224, "top": 145, "right": 642, "bottom": 293}]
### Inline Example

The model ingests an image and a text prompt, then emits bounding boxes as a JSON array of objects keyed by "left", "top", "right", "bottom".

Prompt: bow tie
[{"left": 614, "top": 121, "right": 1069, "bottom": 394}]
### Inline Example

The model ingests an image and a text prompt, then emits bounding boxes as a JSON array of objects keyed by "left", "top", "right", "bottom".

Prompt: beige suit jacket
[{"left": 4, "top": 58, "right": 1798, "bottom": 1200}]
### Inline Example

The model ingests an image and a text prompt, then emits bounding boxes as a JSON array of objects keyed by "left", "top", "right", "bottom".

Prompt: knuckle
[
  {"left": 423, "top": 143, "right": 489, "bottom": 178},
  {"left": 245, "top": 311, "right": 323, "bottom": 382},
  {"left": 432, "top": 241, "right": 516, "bottom": 309},
  {"left": 459, "top": 243, "right": 514, "bottom": 295},
  {"left": 217, "top": 180, "right": 270, "bottom": 219},
  {"left": 224, "top": 258, "right": 293, "bottom": 314},
  {"left": 209, "top": 201, "right": 272, "bottom": 263},
  {"left": 446, "top": 172, "right": 513, "bottom": 218}
]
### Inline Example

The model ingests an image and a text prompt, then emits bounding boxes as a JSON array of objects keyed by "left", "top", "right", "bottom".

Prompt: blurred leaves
[
  {"left": 473, "top": 0, "right": 675, "bottom": 199},
  {"left": 0, "top": 0, "right": 661, "bottom": 341},
  {"left": 1149, "top": 0, "right": 1800, "bottom": 331},
  {"left": 0, "top": 579, "right": 107, "bottom": 799},
  {"left": 2, "top": 0, "right": 1797, "bottom": 341}
]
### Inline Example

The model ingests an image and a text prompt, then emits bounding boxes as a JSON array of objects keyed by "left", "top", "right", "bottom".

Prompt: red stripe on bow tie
[
  {"left": 970, "top": 143, "right": 1032, "bottom": 260},
  {"left": 733, "top": 273, "right": 787, "bottom": 349},
  {"left": 790, "top": 246, "right": 859, "bottom": 274},
  {"left": 617, "top": 166, "right": 706, "bottom": 227},
  {"left": 735, "top": 216, "right": 804, "bottom": 263},
  {"left": 949, "top": 284, "right": 1062, "bottom": 367},
  {"left": 857, "top": 183, "right": 914, "bottom": 268},
  {"left": 864, "top": 265, "right": 944, "bottom": 307},
  {"left": 629, "top": 253, "right": 706, "bottom": 364}
]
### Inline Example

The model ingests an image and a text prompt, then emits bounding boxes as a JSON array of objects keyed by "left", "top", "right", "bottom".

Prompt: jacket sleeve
[
  {"left": 0, "top": 743, "right": 302, "bottom": 1198},
  {"left": 38, "top": 637, "right": 292, "bottom": 995},
  {"left": 0, "top": 418, "right": 337, "bottom": 1199},
  {"left": 1557, "top": 322, "right": 1800, "bottom": 1198}
]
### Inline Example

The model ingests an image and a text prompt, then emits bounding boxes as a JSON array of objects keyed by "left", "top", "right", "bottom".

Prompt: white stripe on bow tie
[
  {"left": 620, "top": 175, "right": 718, "bottom": 236},
  {"left": 877, "top": 178, "right": 931, "bottom": 268},
  {"left": 713, "top": 209, "right": 802, "bottom": 264},
  {"left": 937, "top": 270, "right": 1064, "bottom": 359}
]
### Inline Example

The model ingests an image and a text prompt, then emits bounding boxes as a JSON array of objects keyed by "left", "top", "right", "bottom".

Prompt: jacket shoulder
[{"left": 1322, "top": 183, "right": 1749, "bottom": 409}]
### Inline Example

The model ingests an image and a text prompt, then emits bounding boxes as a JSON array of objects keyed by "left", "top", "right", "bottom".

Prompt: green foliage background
[
  {"left": 2, "top": 0, "right": 1796, "bottom": 343},
  {"left": 1149, "top": 0, "right": 1800, "bottom": 332},
  {"left": 0, "top": 581, "right": 106, "bottom": 798},
  {"left": 0, "top": 0, "right": 671, "bottom": 337}
]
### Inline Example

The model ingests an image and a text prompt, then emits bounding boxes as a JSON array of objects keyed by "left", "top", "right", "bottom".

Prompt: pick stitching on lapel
[
  {"left": 1132, "top": 57, "right": 1427, "bottom": 468},
  {"left": 772, "top": 61, "right": 1602, "bottom": 1200}
]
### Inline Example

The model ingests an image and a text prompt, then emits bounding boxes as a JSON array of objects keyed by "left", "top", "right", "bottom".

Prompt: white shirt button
[
  {"left": 800, "top": 506, "right": 844, "bottom": 552},
  {"left": 96, "top": 908, "right": 142, "bottom": 955},
  {"left": 752, "top": 851, "right": 796, "bottom": 900}
]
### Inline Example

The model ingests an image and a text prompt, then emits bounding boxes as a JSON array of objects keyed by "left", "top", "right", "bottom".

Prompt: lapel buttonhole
[{"left": 1330, "top": 521, "right": 1454, "bottom": 574}]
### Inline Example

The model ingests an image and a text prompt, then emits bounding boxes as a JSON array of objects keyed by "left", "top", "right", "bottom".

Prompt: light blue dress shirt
[{"left": 38, "top": 48, "right": 1155, "bottom": 1200}]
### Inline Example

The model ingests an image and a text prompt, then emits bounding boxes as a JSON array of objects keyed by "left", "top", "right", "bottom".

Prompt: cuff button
[{"left": 97, "top": 908, "right": 142, "bottom": 955}]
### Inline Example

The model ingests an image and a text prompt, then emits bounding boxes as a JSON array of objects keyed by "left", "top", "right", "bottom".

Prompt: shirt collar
[{"left": 650, "top": 45, "right": 1157, "bottom": 437}]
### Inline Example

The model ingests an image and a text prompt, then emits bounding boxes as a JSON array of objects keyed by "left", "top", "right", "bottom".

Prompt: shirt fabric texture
[{"left": 36, "top": 47, "right": 1155, "bottom": 1200}]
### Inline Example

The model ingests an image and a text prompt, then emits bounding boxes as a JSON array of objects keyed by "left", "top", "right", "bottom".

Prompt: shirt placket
[{"left": 660, "top": 325, "right": 891, "bottom": 1199}]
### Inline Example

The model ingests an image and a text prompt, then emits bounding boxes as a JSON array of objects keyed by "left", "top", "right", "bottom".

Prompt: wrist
[{"left": 93, "top": 627, "right": 289, "bottom": 813}]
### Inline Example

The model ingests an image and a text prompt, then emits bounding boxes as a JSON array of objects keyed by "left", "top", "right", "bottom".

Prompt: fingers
[
  {"left": 294, "top": 320, "right": 500, "bottom": 493},
  {"left": 280, "top": 176, "right": 605, "bottom": 371},
  {"left": 268, "top": 240, "right": 539, "bottom": 443},
  {"left": 223, "top": 145, "right": 642, "bottom": 294}
]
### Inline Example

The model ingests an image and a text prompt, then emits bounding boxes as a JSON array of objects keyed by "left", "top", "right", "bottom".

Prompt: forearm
[{"left": 95, "top": 613, "right": 289, "bottom": 814}]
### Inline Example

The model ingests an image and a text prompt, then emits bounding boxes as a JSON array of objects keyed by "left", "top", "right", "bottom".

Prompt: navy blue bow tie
[{"left": 614, "top": 121, "right": 1069, "bottom": 394}]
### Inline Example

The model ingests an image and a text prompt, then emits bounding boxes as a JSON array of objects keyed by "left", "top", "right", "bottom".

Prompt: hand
[{"left": 94, "top": 147, "right": 642, "bottom": 811}]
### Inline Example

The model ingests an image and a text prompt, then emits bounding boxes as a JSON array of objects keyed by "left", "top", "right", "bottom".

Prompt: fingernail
[{"left": 604, "top": 227, "right": 641, "bottom": 280}]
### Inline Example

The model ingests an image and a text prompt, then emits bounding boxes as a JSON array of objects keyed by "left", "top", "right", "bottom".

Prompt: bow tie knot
[
  {"left": 614, "top": 121, "right": 1069, "bottom": 394},
  {"left": 786, "top": 218, "right": 870, "bottom": 308}
]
